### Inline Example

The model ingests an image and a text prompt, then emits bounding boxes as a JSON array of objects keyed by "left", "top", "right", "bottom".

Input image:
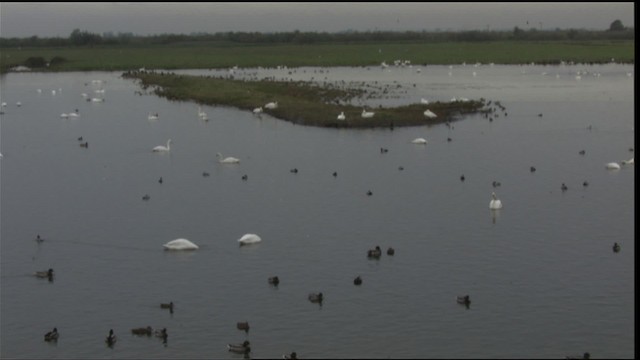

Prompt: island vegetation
[{"left": 1, "top": 24, "right": 633, "bottom": 128}]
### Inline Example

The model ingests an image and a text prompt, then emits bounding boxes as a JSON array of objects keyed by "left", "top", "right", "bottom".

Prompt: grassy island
[{"left": 123, "top": 70, "right": 489, "bottom": 128}]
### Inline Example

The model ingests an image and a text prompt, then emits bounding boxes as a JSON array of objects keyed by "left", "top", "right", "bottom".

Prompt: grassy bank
[
  {"left": 1, "top": 40, "right": 634, "bottom": 73},
  {"left": 125, "top": 71, "right": 488, "bottom": 128}
]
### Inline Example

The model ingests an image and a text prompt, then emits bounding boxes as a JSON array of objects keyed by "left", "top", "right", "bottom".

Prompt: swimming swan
[
  {"left": 217, "top": 152, "right": 240, "bottom": 164},
  {"left": 337, "top": 112, "right": 346, "bottom": 120},
  {"left": 605, "top": 162, "right": 621, "bottom": 170},
  {"left": 163, "top": 238, "right": 199, "bottom": 250},
  {"left": 238, "top": 233, "right": 261, "bottom": 246},
  {"left": 621, "top": 157, "right": 634, "bottom": 165},
  {"left": 411, "top": 138, "right": 428, "bottom": 144},
  {"left": 489, "top": 192, "right": 503, "bottom": 210},
  {"left": 148, "top": 113, "right": 159, "bottom": 120},
  {"left": 153, "top": 139, "right": 171, "bottom": 152}
]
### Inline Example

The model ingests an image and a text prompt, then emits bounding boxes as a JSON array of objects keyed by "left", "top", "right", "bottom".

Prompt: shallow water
[{"left": 0, "top": 64, "right": 634, "bottom": 359}]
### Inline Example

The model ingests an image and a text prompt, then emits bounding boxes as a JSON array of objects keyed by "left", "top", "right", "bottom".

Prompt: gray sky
[{"left": 0, "top": 2, "right": 634, "bottom": 38}]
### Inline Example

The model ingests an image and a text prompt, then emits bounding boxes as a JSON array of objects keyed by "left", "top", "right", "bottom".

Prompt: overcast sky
[{"left": 0, "top": 2, "right": 634, "bottom": 38}]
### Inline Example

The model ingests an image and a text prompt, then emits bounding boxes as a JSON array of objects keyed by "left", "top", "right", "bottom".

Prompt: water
[{"left": 0, "top": 64, "right": 634, "bottom": 359}]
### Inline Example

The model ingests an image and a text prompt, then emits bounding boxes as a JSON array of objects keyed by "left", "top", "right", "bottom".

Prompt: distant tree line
[{"left": 0, "top": 21, "right": 633, "bottom": 48}]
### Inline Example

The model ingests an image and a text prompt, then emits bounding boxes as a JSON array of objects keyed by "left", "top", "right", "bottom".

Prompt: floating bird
[
  {"left": 131, "top": 326, "right": 153, "bottom": 336},
  {"left": 366, "top": 190, "right": 373, "bottom": 196},
  {"left": 605, "top": 162, "right": 621, "bottom": 170},
  {"left": 489, "top": 192, "right": 503, "bottom": 210},
  {"left": 530, "top": 166, "right": 536, "bottom": 172},
  {"left": 202, "top": 172, "right": 210, "bottom": 177},
  {"left": 613, "top": 243, "right": 621, "bottom": 253},
  {"left": 268, "top": 276, "right": 280, "bottom": 286},
  {"left": 583, "top": 181, "right": 589, "bottom": 187},
  {"left": 337, "top": 112, "right": 346, "bottom": 120},
  {"left": 241, "top": 174, "right": 248, "bottom": 181},
  {"left": 361, "top": 109, "right": 375, "bottom": 118},
  {"left": 148, "top": 113, "right": 159, "bottom": 120},
  {"left": 565, "top": 352, "right": 591, "bottom": 359},
  {"left": 44, "top": 327, "right": 59, "bottom": 342},
  {"left": 411, "top": 138, "right": 427, "bottom": 144},
  {"left": 283, "top": 352, "right": 298, "bottom": 360},
  {"left": 561, "top": 183, "right": 568, "bottom": 192},
  {"left": 228, "top": 341, "right": 251, "bottom": 354},
  {"left": 163, "top": 239, "right": 198, "bottom": 250},
  {"left": 158, "top": 177, "right": 163, "bottom": 184},
  {"left": 238, "top": 233, "right": 262, "bottom": 246},
  {"left": 621, "top": 157, "right": 634, "bottom": 165},
  {"left": 290, "top": 168, "right": 298, "bottom": 174},
  {"left": 367, "top": 246, "right": 382, "bottom": 258},
  {"left": 308, "top": 292, "right": 323, "bottom": 303},
  {"left": 152, "top": 139, "right": 171, "bottom": 152},
  {"left": 79, "top": 142, "right": 89, "bottom": 148},
  {"left": 237, "top": 322, "right": 250, "bottom": 333},
  {"left": 456, "top": 295, "right": 471, "bottom": 307},
  {"left": 216, "top": 152, "right": 240, "bottom": 164},
  {"left": 105, "top": 329, "right": 117, "bottom": 346},
  {"left": 579, "top": 150, "right": 586, "bottom": 155},
  {"left": 353, "top": 276, "right": 362, "bottom": 285},
  {"left": 160, "top": 302, "right": 174, "bottom": 311},
  {"left": 154, "top": 328, "right": 168, "bottom": 342},
  {"left": 142, "top": 194, "right": 150, "bottom": 201},
  {"left": 387, "top": 247, "right": 395, "bottom": 255},
  {"left": 35, "top": 268, "right": 54, "bottom": 279},
  {"left": 35, "top": 234, "right": 44, "bottom": 243}
]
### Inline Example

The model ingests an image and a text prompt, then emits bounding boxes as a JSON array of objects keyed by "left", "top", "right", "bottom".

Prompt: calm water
[{"left": 0, "top": 64, "right": 634, "bottom": 359}]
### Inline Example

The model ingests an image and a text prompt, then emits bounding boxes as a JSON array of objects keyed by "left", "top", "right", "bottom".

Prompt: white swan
[
  {"left": 337, "top": 112, "right": 346, "bottom": 121},
  {"left": 489, "top": 192, "right": 503, "bottom": 210},
  {"left": 621, "top": 157, "right": 634, "bottom": 165},
  {"left": 198, "top": 106, "right": 208, "bottom": 119},
  {"left": 423, "top": 109, "right": 437, "bottom": 119},
  {"left": 420, "top": 98, "right": 429, "bottom": 104},
  {"left": 265, "top": 101, "right": 278, "bottom": 109},
  {"left": 238, "top": 233, "right": 261, "bottom": 246},
  {"left": 60, "top": 113, "right": 69, "bottom": 118},
  {"left": 605, "top": 162, "right": 621, "bottom": 170},
  {"left": 148, "top": 113, "right": 159, "bottom": 120},
  {"left": 163, "top": 238, "right": 199, "bottom": 250},
  {"left": 91, "top": 97, "right": 104, "bottom": 102},
  {"left": 153, "top": 139, "right": 172, "bottom": 152},
  {"left": 253, "top": 107, "right": 263, "bottom": 114},
  {"left": 217, "top": 152, "right": 240, "bottom": 164},
  {"left": 68, "top": 111, "right": 80, "bottom": 118},
  {"left": 411, "top": 138, "right": 428, "bottom": 144},
  {"left": 361, "top": 109, "right": 375, "bottom": 118}
]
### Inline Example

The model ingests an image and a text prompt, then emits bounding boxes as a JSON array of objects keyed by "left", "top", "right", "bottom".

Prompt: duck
[
  {"left": 308, "top": 292, "right": 323, "bottom": 303},
  {"left": 489, "top": 192, "right": 502, "bottom": 210},
  {"left": 337, "top": 112, "right": 346, "bottom": 120},
  {"left": 79, "top": 141, "right": 89, "bottom": 148},
  {"left": 158, "top": 177, "right": 163, "bottom": 184},
  {"left": 216, "top": 152, "right": 240, "bottom": 164},
  {"left": 131, "top": 326, "right": 153, "bottom": 336},
  {"left": 579, "top": 150, "right": 586, "bottom": 155},
  {"left": 35, "top": 268, "right": 54, "bottom": 279},
  {"left": 35, "top": 234, "right": 44, "bottom": 243},
  {"left": 154, "top": 328, "right": 168, "bottom": 341},
  {"left": 367, "top": 246, "right": 382, "bottom": 258},
  {"left": 530, "top": 166, "right": 536, "bottom": 172},
  {"left": 163, "top": 239, "right": 198, "bottom": 250},
  {"left": 283, "top": 352, "right": 298, "bottom": 359},
  {"left": 387, "top": 247, "right": 395, "bottom": 256},
  {"left": 238, "top": 233, "right": 262, "bottom": 246},
  {"left": 268, "top": 276, "right": 280, "bottom": 286},
  {"left": 613, "top": 243, "right": 621, "bottom": 253},
  {"left": 456, "top": 295, "right": 471, "bottom": 306},
  {"left": 236, "top": 322, "right": 250, "bottom": 332},
  {"left": 142, "top": 194, "right": 150, "bottom": 201},
  {"left": 105, "top": 329, "right": 117, "bottom": 346},
  {"left": 460, "top": 175, "right": 465, "bottom": 182},
  {"left": 366, "top": 190, "right": 373, "bottom": 196},
  {"left": 411, "top": 138, "right": 427, "bottom": 144},
  {"left": 353, "top": 276, "right": 362, "bottom": 285},
  {"left": 228, "top": 341, "right": 251, "bottom": 354},
  {"left": 583, "top": 181, "right": 589, "bottom": 187},
  {"left": 332, "top": 171, "right": 338, "bottom": 177},
  {"left": 241, "top": 174, "right": 248, "bottom": 181},
  {"left": 44, "top": 327, "right": 59, "bottom": 342},
  {"left": 160, "top": 302, "right": 174, "bottom": 312},
  {"left": 290, "top": 168, "right": 299, "bottom": 174},
  {"left": 561, "top": 183, "right": 568, "bottom": 192}
]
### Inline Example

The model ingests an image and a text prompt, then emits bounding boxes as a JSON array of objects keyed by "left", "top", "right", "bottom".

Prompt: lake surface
[{"left": 0, "top": 64, "right": 634, "bottom": 359}]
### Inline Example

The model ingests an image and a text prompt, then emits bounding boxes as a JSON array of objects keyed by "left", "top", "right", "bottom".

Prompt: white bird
[
  {"left": 153, "top": 139, "right": 172, "bottom": 152},
  {"left": 621, "top": 157, "right": 634, "bottom": 165},
  {"left": 489, "top": 192, "right": 503, "bottom": 210},
  {"left": 197, "top": 106, "right": 208, "bottom": 119},
  {"left": 163, "top": 238, "right": 199, "bottom": 251},
  {"left": 238, "top": 233, "right": 262, "bottom": 246},
  {"left": 68, "top": 110, "right": 79, "bottom": 118},
  {"left": 420, "top": 98, "right": 429, "bottom": 105},
  {"left": 60, "top": 113, "right": 69, "bottom": 119},
  {"left": 605, "top": 162, "right": 621, "bottom": 170},
  {"left": 337, "top": 112, "right": 346, "bottom": 121},
  {"left": 91, "top": 97, "right": 104, "bottom": 102},
  {"left": 217, "top": 152, "right": 240, "bottom": 164},
  {"left": 423, "top": 109, "right": 437, "bottom": 118},
  {"left": 148, "top": 112, "right": 159, "bottom": 120},
  {"left": 253, "top": 107, "right": 263, "bottom": 114},
  {"left": 361, "top": 109, "right": 375, "bottom": 118},
  {"left": 51, "top": 90, "right": 56, "bottom": 96},
  {"left": 1, "top": 102, "right": 6, "bottom": 107},
  {"left": 16, "top": 101, "right": 22, "bottom": 107},
  {"left": 411, "top": 138, "right": 428, "bottom": 144},
  {"left": 264, "top": 101, "right": 278, "bottom": 109}
]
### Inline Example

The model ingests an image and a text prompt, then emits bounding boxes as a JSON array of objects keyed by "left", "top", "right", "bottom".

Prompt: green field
[{"left": 0, "top": 40, "right": 634, "bottom": 72}]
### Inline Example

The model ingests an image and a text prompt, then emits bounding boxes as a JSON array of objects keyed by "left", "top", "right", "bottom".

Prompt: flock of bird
[{"left": 4, "top": 61, "right": 632, "bottom": 358}]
